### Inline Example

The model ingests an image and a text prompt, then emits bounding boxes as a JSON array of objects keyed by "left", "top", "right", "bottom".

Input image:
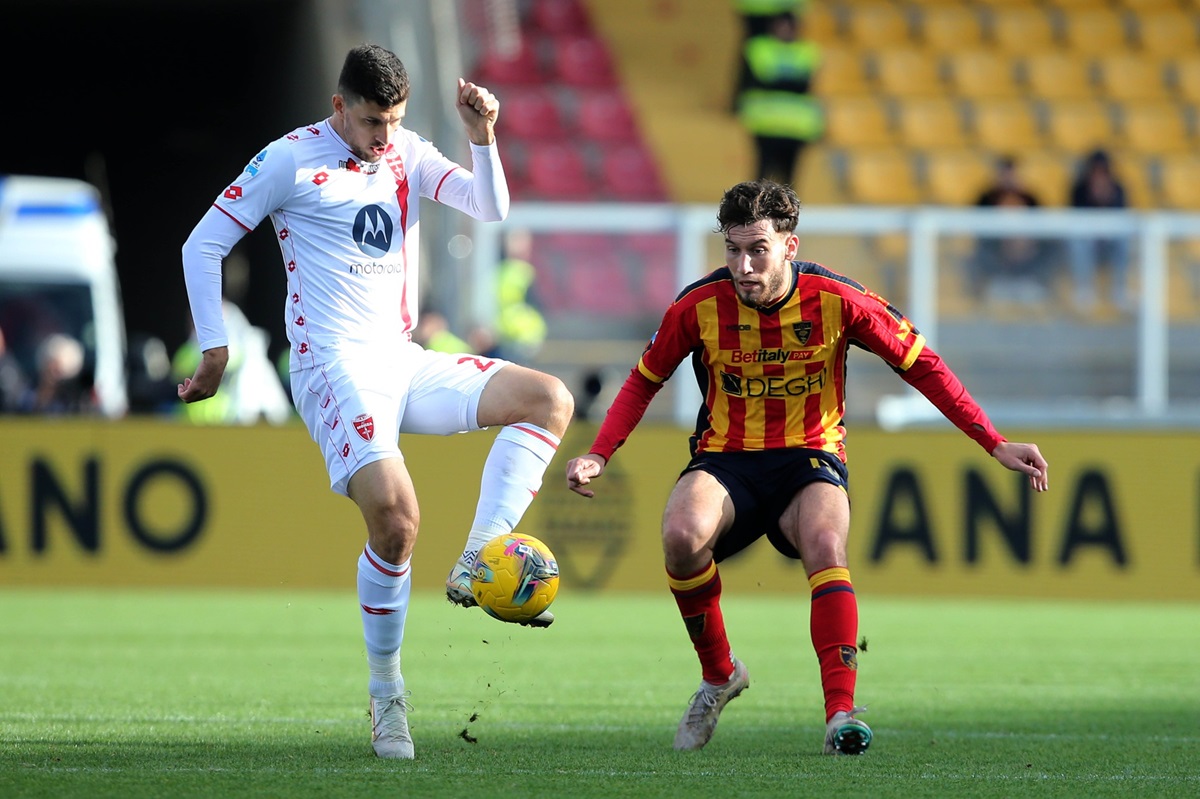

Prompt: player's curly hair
[
  {"left": 716, "top": 180, "right": 801, "bottom": 234},
  {"left": 338, "top": 44, "right": 411, "bottom": 108}
]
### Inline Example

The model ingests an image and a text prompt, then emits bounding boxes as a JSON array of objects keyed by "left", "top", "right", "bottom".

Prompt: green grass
[{"left": 1, "top": 589, "right": 1197, "bottom": 798}]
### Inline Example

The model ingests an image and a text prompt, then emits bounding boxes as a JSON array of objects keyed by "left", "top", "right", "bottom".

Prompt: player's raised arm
[{"left": 456, "top": 77, "right": 498, "bottom": 145}]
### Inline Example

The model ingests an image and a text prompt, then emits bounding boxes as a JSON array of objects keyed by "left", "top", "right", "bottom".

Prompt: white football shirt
[{"left": 186, "top": 119, "right": 508, "bottom": 371}]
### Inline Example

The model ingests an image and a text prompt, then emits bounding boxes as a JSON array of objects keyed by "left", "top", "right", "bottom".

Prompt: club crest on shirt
[
  {"left": 793, "top": 320, "right": 812, "bottom": 344},
  {"left": 353, "top": 414, "right": 375, "bottom": 442}
]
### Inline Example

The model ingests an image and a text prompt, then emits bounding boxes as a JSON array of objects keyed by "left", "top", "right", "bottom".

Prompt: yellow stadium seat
[
  {"left": 923, "top": 148, "right": 995, "bottom": 205},
  {"left": 1157, "top": 154, "right": 1200, "bottom": 210},
  {"left": 874, "top": 48, "right": 946, "bottom": 98},
  {"left": 1017, "top": 151, "right": 1073, "bottom": 206},
  {"left": 918, "top": 6, "right": 986, "bottom": 52},
  {"left": 895, "top": 98, "right": 969, "bottom": 149},
  {"left": 845, "top": 149, "right": 922, "bottom": 205},
  {"left": 824, "top": 96, "right": 895, "bottom": 147},
  {"left": 1105, "top": 150, "right": 1156, "bottom": 209},
  {"left": 1135, "top": 11, "right": 1200, "bottom": 58},
  {"left": 1044, "top": 100, "right": 1115, "bottom": 154},
  {"left": 992, "top": 8, "right": 1058, "bottom": 54},
  {"left": 1114, "top": 0, "right": 1179, "bottom": 10},
  {"left": 1120, "top": 102, "right": 1193, "bottom": 156},
  {"left": 1060, "top": 8, "right": 1132, "bottom": 55},
  {"left": 1095, "top": 52, "right": 1170, "bottom": 103},
  {"left": 971, "top": 99, "right": 1044, "bottom": 152},
  {"left": 814, "top": 46, "right": 873, "bottom": 96},
  {"left": 1022, "top": 52, "right": 1097, "bottom": 101},
  {"left": 801, "top": 2, "right": 840, "bottom": 46},
  {"left": 946, "top": 50, "right": 1022, "bottom": 99},
  {"left": 1173, "top": 55, "right": 1200, "bottom": 104},
  {"left": 844, "top": 3, "right": 912, "bottom": 49}
]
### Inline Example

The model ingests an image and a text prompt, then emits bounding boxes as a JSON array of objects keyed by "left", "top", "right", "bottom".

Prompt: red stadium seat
[
  {"left": 551, "top": 35, "right": 617, "bottom": 88},
  {"left": 475, "top": 40, "right": 545, "bottom": 86},
  {"left": 499, "top": 88, "right": 570, "bottom": 141},
  {"left": 530, "top": 0, "right": 590, "bottom": 35},
  {"left": 599, "top": 145, "right": 667, "bottom": 201},
  {"left": 577, "top": 89, "right": 639, "bottom": 142},
  {"left": 525, "top": 143, "right": 594, "bottom": 200}
]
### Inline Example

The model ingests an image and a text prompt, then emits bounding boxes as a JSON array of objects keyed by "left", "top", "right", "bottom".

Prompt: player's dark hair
[
  {"left": 338, "top": 44, "right": 411, "bottom": 108},
  {"left": 716, "top": 180, "right": 800, "bottom": 234}
]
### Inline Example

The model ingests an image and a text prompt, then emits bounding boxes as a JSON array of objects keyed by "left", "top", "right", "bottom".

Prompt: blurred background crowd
[{"left": 1, "top": 0, "right": 1198, "bottom": 428}]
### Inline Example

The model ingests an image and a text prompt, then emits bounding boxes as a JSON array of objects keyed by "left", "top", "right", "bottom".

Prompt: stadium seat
[
  {"left": 1134, "top": 10, "right": 1200, "bottom": 57},
  {"left": 577, "top": 89, "right": 638, "bottom": 143},
  {"left": 1022, "top": 52, "right": 1097, "bottom": 101},
  {"left": 529, "top": 0, "right": 590, "bottom": 36},
  {"left": 1043, "top": 100, "right": 1115, "bottom": 154},
  {"left": 525, "top": 143, "right": 593, "bottom": 200},
  {"left": 560, "top": 248, "right": 636, "bottom": 315},
  {"left": 923, "top": 148, "right": 995, "bottom": 206},
  {"left": 598, "top": 144, "right": 667, "bottom": 201},
  {"left": 844, "top": 149, "right": 921, "bottom": 205},
  {"left": 1172, "top": 56, "right": 1200, "bottom": 104},
  {"left": 1060, "top": 8, "right": 1132, "bottom": 55},
  {"left": 1108, "top": 150, "right": 1156, "bottom": 209},
  {"left": 918, "top": 6, "right": 986, "bottom": 52},
  {"left": 946, "top": 50, "right": 1022, "bottom": 99},
  {"left": 1116, "top": 0, "right": 1186, "bottom": 9},
  {"left": 1157, "top": 154, "right": 1200, "bottom": 209},
  {"left": 802, "top": 2, "right": 840, "bottom": 45},
  {"left": 475, "top": 40, "right": 545, "bottom": 86},
  {"left": 551, "top": 35, "right": 617, "bottom": 88},
  {"left": 844, "top": 3, "right": 912, "bottom": 48},
  {"left": 1120, "top": 102, "right": 1193, "bottom": 155},
  {"left": 970, "top": 99, "right": 1044, "bottom": 152},
  {"left": 1095, "top": 53, "right": 1170, "bottom": 103},
  {"left": 874, "top": 48, "right": 946, "bottom": 98},
  {"left": 1017, "top": 151, "right": 1072, "bottom": 206},
  {"left": 991, "top": 8, "right": 1057, "bottom": 54},
  {"left": 895, "top": 98, "right": 969, "bottom": 149},
  {"left": 824, "top": 96, "right": 895, "bottom": 147},
  {"left": 500, "top": 88, "right": 570, "bottom": 141},
  {"left": 815, "top": 46, "right": 873, "bottom": 96}
]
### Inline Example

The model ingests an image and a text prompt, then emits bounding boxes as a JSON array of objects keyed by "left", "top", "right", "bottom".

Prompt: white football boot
[
  {"left": 370, "top": 693, "right": 414, "bottom": 759},
  {"left": 823, "top": 706, "right": 872, "bottom": 755},
  {"left": 445, "top": 559, "right": 555, "bottom": 628},
  {"left": 673, "top": 657, "right": 750, "bottom": 751}
]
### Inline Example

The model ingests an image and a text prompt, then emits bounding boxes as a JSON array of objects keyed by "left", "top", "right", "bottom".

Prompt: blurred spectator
[
  {"left": 975, "top": 155, "right": 1039, "bottom": 208},
  {"left": 126, "top": 332, "right": 177, "bottom": 414},
  {"left": 0, "top": 326, "right": 30, "bottom": 413},
  {"left": 412, "top": 309, "right": 473, "bottom": 354},
  {"left": 1068, "top": 149, "right": 1131, "bottom": 312},
  {"left": 966, "top": 157, "right": 1057, "bottom": 303},
  {"left": 493, "top": 229, "right": 547, "bottom": 364},
  {"left": 735, "top": 11, "right": 824, "bottom": 188},
  {"left": 23, "top": 332, "right": 96, "bottom": 414},
  {"left": 172, "top": 254, "right": 291, "bottom": 425},
  {"left": 731, "top": 0, "right": 806, "bottom": 110}
]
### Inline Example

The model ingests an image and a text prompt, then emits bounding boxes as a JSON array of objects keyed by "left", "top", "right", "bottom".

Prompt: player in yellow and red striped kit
[{"left": 564, "top": 179, "right": 1049, "bottom": 755}]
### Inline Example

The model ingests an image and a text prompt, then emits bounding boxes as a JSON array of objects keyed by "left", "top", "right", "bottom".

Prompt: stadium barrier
[{"left": 1, "top": 419, "right": 1195, "bottom": 601}]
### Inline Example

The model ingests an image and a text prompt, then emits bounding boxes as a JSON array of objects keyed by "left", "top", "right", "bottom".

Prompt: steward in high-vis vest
[{"left": 736, "top": 11, "right": 824, "bottom": 187}]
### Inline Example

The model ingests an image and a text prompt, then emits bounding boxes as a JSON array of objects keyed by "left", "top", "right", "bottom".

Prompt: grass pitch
[{"left": 1, "top": 589, "right": 1197, "bottom": 798}]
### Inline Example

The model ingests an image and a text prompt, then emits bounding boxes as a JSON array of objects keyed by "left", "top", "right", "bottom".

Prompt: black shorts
[{"left": 680, "top": 448, "right": 850, "bottom": 563}]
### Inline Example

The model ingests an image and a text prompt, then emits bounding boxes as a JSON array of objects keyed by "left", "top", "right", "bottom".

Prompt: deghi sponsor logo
[
  {"left": 719, "top": 367, "right": 828, "bottom": 397},
  {"left": 730, "top": 347, "right": 812, "bottom": 363}
]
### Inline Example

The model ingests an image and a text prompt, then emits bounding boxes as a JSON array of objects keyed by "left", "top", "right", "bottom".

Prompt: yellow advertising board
[{"left": 0, "top": 419, "right": 1196, "bottom": 601}]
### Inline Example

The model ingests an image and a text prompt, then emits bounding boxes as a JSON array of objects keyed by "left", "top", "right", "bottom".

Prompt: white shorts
[{"left": 291, "top": 342, "right": 511, "bottom": 495}]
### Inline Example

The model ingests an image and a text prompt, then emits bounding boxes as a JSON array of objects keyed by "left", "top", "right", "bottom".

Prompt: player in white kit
[{"left": 178, "top": 44, "right": 574, "bottom": 759}]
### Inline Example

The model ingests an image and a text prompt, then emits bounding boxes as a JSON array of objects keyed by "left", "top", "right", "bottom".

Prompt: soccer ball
[{"left": 471, "top": 533, "right": 559, "bottom": 623}]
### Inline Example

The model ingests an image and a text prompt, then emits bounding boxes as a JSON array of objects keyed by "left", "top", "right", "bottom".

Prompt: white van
[{"left": 0, "top": 175, "right": 128, "bottom": 417}]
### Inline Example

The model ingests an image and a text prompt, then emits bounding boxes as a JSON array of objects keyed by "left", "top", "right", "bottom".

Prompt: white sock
[
  {"left": 458, "top": 423, "right": 560, "bottom": 565},
  {"left": 357, "top": 544, "right": 411, "bottom": 698}
]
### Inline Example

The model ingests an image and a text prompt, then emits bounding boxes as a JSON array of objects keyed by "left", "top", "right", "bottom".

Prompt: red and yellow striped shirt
[{"left": 590, "top": 260, "right": 1002, "bottom": 463}]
